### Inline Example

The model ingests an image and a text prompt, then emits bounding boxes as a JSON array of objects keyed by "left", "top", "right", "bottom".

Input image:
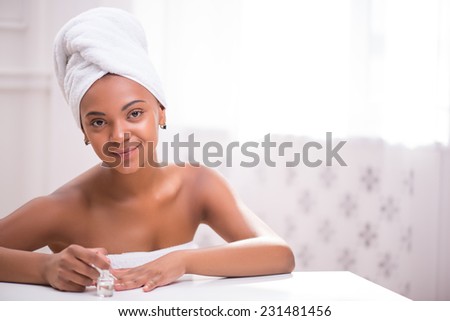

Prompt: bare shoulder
[
  {"left": 175, "top": 164, "right": 240, "bottom": 217},
  {"left": 49, "top": 166, "right": 99, "bottom": 209},
  {"left": 158, "top": 164, "right": 236, "bottom": 216},
  {"left": 171, "top": 164, "right": 234, "bottom": 198},
  {"left": 174, "top": 164, "right": 267, "bottom": 242},
  {"left": 0, "top": 189, "right": 77, "bottom": 250},
  {"left": 3, "top": 181, "right": 87, "bottom": 224},
  {"left": 0, "top": 166, "right": 98, "bottom": 250}
]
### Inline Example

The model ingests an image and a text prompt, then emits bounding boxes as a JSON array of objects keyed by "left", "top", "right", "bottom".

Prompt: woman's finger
[
  {"left": 74, "top": 246, "right": 110, "bottom": 271},
  {"left": 58, "top": 245, "right": 111, "bottom": 286},
  {"left": 115, "top": 277, "right": 146, "bottom": 291},
  {"left": 143, "top": 278, "right": 158, "bottom": 292},
  {"left": 89, "top": 248, "right": 110, "bottom": 266},
  {"left": 52, "top": 267, "right": 91, "bottom": 291},
  {"left": 65, "top": 268, "right": 95, "bottom": 287},
  {"left": 113, "top": 267, "right": 154, "bottom": 291},
  {"left": 70, "top": 258, "right": 101, "bottom": 283},
  {"left": 59, "top": 280, "right": 86, "bottom": 292}
]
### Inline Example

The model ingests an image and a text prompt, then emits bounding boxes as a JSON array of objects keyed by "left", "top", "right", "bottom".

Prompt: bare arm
[
  {"left": 0, "top": 247, "right": 50, "bottom": 284},
  {"left": 0, "top": 197, "right": 57, "bottom": 284},
  {"left": 0, "top": 196, "right": 109, "bottom": 291},
  {"left": 184, "top": 166, "right": 295, "bottom": 276}
]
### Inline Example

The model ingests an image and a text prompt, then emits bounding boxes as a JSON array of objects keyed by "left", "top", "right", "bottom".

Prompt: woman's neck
[{"left": 99, "top": 163, "right": 164, "bottom": 201}]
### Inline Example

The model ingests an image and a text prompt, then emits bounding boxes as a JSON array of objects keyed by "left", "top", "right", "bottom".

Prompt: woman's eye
[
  {"left": 91, "top": 119, "right": 105, "bottom": 127},
  {"left": 129, "top": 110, "right": 143, "bottom": 119}
]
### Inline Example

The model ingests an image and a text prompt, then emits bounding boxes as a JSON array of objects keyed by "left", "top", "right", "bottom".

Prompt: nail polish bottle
[{"left": 97, "top": 270, "right": 114, "bottom": 297}]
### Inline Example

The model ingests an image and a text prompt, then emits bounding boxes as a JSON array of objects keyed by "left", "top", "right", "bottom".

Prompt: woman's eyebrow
[
  {"left": 85, "top": 111, "right": 105, "bottom": 117},
  {"left": 121, "top": 99, "right": 146, "bottom": 111},
  {"left": 84, "top": 100, "right": 146, "bottom": 118}
]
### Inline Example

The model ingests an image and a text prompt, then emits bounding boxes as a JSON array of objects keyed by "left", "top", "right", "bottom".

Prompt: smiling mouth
[{"left": 113, "top": 144, "right": 141, "bottom": 156}]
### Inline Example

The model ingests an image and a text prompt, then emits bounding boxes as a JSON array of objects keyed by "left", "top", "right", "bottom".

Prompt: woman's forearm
[
  {"left": 0, "top": 247, "right": 49, "bottom": 285},
  {"left": 183, "top": 237, "right": 295, "bottom": 277}
]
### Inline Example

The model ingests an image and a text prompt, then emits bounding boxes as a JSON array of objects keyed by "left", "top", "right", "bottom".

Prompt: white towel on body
[
  {"left": 53, "top": 7, "right": 166, "bottom": 128},
  {"left": 108, "top": 241, "right": 199, "bottom": 269}
]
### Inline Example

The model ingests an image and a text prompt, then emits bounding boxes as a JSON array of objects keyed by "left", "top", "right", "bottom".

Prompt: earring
[
  {"left": 84, "top": 139, "right": 90, "bottom": 145},
  {"left": 160, "top": 124, "right": 167, "bottom": 130}
]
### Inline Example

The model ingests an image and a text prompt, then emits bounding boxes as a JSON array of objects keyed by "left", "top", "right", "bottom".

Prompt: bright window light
[{"left": 133, "top": 0, "right": 449, "bottom": 147}]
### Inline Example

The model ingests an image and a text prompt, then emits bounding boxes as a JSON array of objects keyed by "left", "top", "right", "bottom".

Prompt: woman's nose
[{"left": 109, "top": 121, "right": 130, "bottom": 142}]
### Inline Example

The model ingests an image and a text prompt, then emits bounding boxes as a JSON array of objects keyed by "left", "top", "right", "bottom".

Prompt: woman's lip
[{"left": 113, "top": 144, "right": 140, "bottom": 155}]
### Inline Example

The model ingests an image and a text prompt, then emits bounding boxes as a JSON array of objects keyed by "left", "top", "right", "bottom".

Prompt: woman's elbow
[
  {"left": 275, "top": 244, "right": 295, "bottom": 273},
  {"left": 285, "top": 246, "right": 296, "bottom": 273}
]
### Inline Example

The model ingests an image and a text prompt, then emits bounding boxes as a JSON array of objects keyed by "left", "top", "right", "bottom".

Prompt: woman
[{"left": 0, "top": 7, "right": 294, "bottom": 293}]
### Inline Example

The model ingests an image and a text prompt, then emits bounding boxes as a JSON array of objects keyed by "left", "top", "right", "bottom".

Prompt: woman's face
[{"left": 80, "top": 74, "right": 165, "bottom": 174}]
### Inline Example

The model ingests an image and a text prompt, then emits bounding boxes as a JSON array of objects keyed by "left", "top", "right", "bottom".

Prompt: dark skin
[{"left": 0, "top": 74, "right": 295, "bottom": 292}]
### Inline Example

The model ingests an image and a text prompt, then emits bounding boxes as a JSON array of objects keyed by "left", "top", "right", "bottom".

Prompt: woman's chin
[
  {"left": 113, "top": 166, "right": 141, "bottom": 175},
  {"left": 101, "top": 160, "right": 143, "bottom": 174}
]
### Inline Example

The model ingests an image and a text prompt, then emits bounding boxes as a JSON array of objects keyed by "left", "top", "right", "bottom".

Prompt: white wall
[
  {"left": 0, "top": 0, "right": 50, "bottom": 215},
  {"left": 437, "top": 148, "right": 450, "bottom": 300}
]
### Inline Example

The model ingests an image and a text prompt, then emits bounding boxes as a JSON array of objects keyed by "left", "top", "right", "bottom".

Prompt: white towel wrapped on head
[{"left": 53, "top": 7, "right": 166, "bottom": 128}]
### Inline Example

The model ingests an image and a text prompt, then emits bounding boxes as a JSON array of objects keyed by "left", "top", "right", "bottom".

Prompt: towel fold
[
  {"left": 108, "top": 241, "right": 199, "bottom": 269},
  {"left": 53, "top": 7, "right": 166, "bottom": 128}
]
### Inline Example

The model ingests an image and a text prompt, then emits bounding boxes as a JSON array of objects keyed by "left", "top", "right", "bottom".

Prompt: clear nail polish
[{"left": 97, "top": 270, "right": 114, "bottom": 297}]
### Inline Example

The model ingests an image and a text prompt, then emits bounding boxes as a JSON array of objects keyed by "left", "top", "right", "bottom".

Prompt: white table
[{"left": 0, "top": 272, "right": 408, "bottom": 301}]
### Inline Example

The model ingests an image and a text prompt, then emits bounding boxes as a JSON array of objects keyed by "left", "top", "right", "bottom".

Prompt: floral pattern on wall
[{"left": 192, "top": 134, "right": 445, "bottom": 300}]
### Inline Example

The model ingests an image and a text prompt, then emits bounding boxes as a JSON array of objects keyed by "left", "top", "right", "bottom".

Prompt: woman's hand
[
  {"left": 43, "top": 244, "right": 110, "bottom": 292},
  {"left": 112, "top": 250, "right": 187, "bottom": 292}
]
